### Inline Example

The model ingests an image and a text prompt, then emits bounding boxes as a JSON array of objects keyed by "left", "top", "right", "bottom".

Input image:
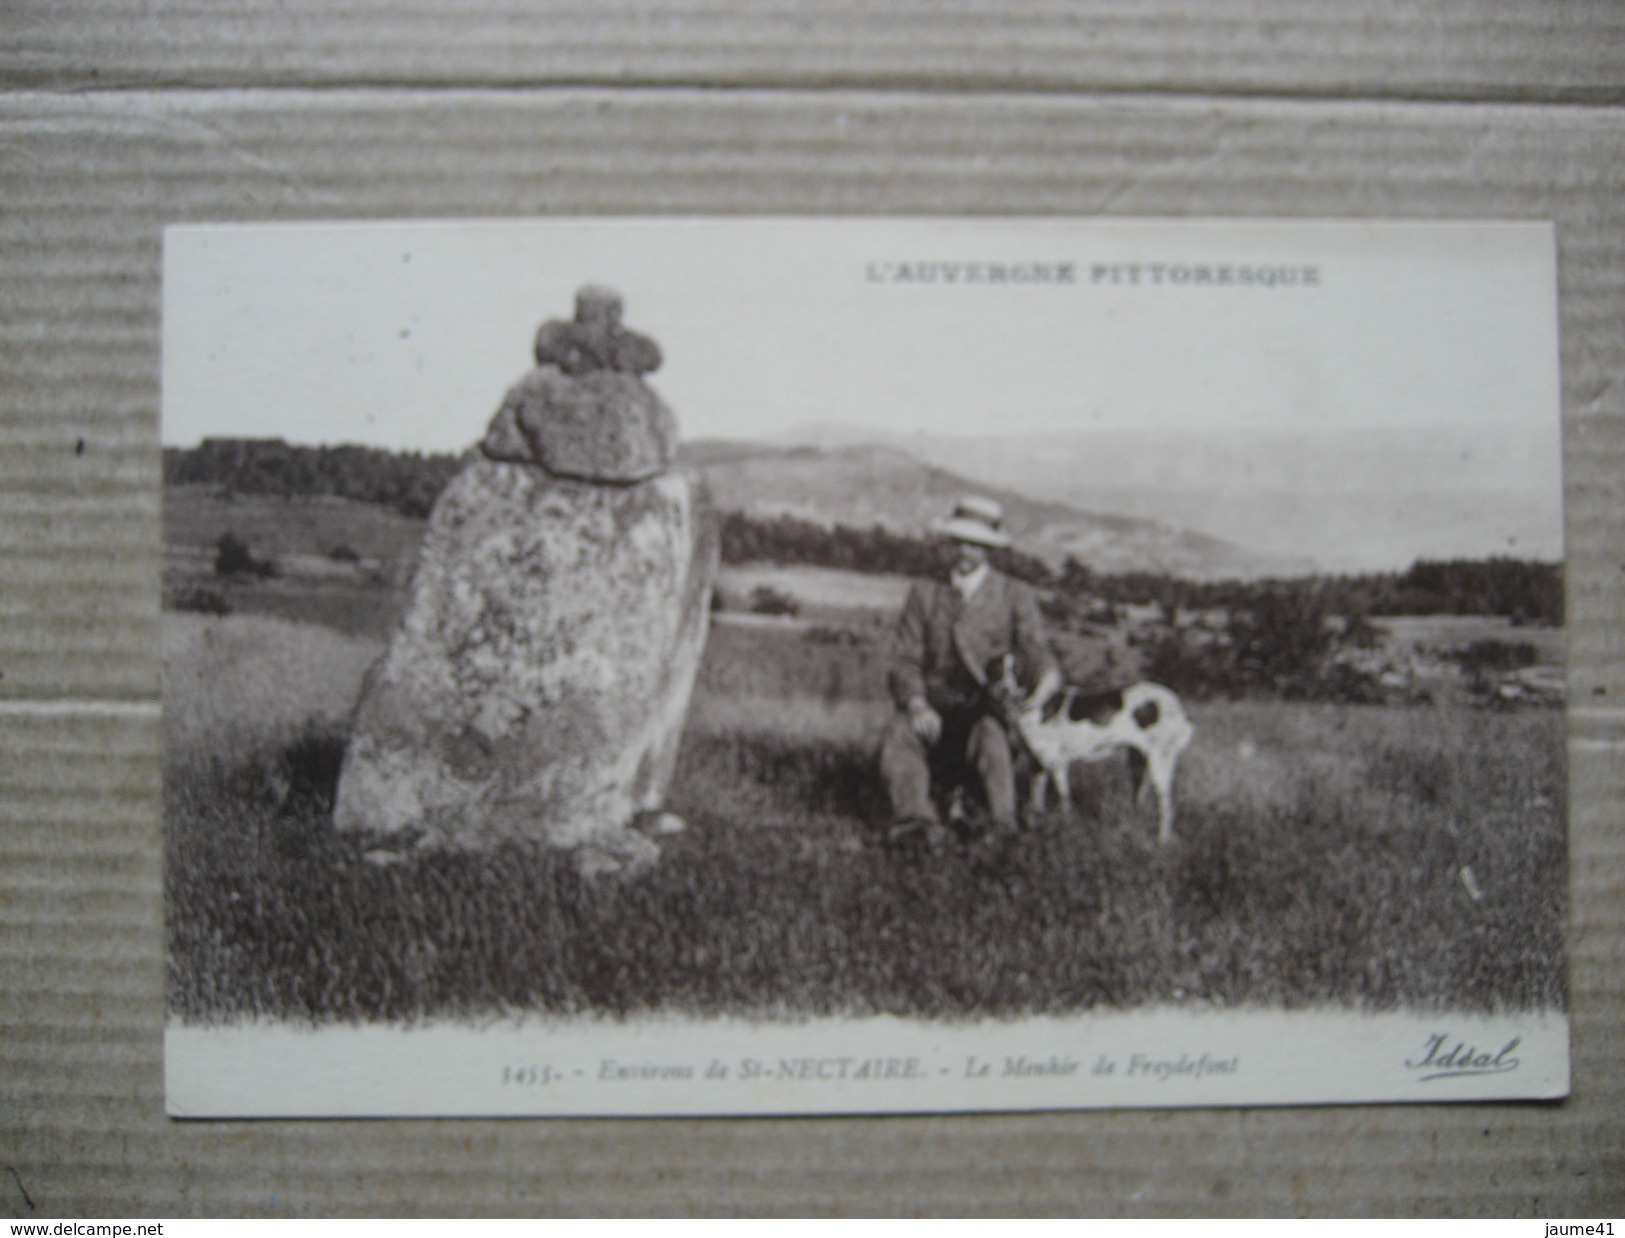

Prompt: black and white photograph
[{"left": 160, "top": 218, "right": 1569, "bottom": 1116}]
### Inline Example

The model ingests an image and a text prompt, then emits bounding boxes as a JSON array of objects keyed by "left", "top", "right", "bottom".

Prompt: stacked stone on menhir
[{"left": 333, "top": 286, "right": 715, "bottom": 876}]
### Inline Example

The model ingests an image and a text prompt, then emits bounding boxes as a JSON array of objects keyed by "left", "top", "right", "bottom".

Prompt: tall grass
[
  {"left": 166, "top": 613, "right": 1566, "bottom": 1024},
  {"left": 163, "top": 612, "right": 382, "bottom": 779}
]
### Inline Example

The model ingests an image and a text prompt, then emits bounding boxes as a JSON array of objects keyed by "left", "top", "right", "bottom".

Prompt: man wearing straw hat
[{"left": 880, "top": 497, "right": 1060, "bottom": 849}]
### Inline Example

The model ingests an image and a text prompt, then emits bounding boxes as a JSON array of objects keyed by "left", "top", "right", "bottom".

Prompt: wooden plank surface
[
  {"left": 2, "top": 2, "right": 1623, "bottom": 1217},
  {"left": 3, "top": 1, "right": 1624, "bottom": 102}
]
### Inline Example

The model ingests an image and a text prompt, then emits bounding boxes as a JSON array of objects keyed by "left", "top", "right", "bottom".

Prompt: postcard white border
[
  {"left": 166, "top": 1009, "right": 1567, "bottom": 1117},
  {"left": 162, "top": 217, "right": 1570, "bottom": 1118}
]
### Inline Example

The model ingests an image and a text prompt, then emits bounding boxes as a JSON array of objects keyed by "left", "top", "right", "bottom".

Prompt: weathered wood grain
[{"left": 3, "top": 1, "right": 1624, "bottom": 103}]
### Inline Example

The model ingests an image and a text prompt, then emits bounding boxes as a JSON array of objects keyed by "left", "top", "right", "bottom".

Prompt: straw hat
[{"left": 934, "top": 496, "right": 1012, "bottom": 548}]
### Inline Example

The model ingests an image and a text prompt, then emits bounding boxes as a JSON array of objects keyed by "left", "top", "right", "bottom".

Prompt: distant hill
[
  {"left": 681, "top": 439, "right": 1307, "bottom": 580},
  {"left": 160, "top": 447, "right": 1564, "bottom": 625},
  {"left": 775, "top": 422, "right": 1564, "bottom": 574},
  {"left": 160, "top": 435, "right": 1322, "bottom": 579}
]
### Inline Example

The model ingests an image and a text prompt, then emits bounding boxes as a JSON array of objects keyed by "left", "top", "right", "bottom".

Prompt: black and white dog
[{"left": 987, "top": 653, "right": 1194, "bottom": 844}]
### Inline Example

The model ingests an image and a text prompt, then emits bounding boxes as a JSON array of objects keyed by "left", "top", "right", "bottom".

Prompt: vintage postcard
[{"left": 161, "top": 219, "right": 1568, "bottom": 1116}]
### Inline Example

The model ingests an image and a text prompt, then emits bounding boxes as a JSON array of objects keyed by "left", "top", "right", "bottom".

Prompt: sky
[
  {"left": 163, "top": 217, "right": 1560, "bottom": 447},
  {"left": 162, "top": 218, "right": 1564, "bottom": 565}
]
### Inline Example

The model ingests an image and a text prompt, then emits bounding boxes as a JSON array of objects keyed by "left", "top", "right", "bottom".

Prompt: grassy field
[
  {"left": 165, "top": 484, "right": 429, "bottom": 564},
  {"left": 715, "top": 563, "right": 914, "bottom": 619},
  {"left": 1374, "top": 613, "right": 1566, "bottom": 664},
  {"left": 165, "top": 608, "right": 1567, "bottom": 1025}
]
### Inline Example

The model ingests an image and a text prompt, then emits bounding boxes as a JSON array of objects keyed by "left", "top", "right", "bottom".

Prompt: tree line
[
  {"left": 164, "top": 439, "right": 461, "bottom": 518},
  {"left": 722, "top": 511, "right": 1561, "bottom": 626},
  {"left": 165, "top": 439, "right": 1561, "bottom": 624},
  {"left": 1056, "top": 556, "right": 1561, "bottom": 626},
  {"left": 717, "top": 511, "right": 1056, "bottom": 586}
]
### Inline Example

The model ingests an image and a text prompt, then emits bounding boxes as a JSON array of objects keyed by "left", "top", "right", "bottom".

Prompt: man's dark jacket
[{"left": 887, "top": 570, "right": 1055, "bottom": 714}]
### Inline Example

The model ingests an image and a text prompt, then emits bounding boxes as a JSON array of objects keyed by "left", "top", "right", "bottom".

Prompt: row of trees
[
  {"left": 164, "top": 439, "right": 460, "bottom": 518},
  {"left": 717, "top": 511, "right": 1056, "bottom": 586},
  {"left": 719, "top": 511, "right": 1562, "bottom": 626},
  {"left": 714, "top": 512, "right": 1561, "bottom": 704},
  {"left": 1134, "top": 589, "right": 1375, "bottom": 703},
  {"left": 1057, "top": 557, "right": 1563, "bottom": 626},
  {"left": 165, "top": 440, "right": 1562, "bottom": 625}
]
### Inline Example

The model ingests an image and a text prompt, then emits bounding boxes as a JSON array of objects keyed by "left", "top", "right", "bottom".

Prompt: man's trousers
[{"left": 877, "top": 706, "right": 1017, "bottom": 830}]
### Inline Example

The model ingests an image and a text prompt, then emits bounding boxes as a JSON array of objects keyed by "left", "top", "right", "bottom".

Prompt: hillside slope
[
  {"left": 684, "top": 439, "right": 1304, "bottom": 580},
  {"left": 776, "top": 423, "right": 1563, "bottom": 574}
]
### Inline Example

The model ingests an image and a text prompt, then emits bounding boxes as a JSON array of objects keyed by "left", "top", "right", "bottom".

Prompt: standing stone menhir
[{"left": 333, "top": 287, "right": 716, "bottom": 875}]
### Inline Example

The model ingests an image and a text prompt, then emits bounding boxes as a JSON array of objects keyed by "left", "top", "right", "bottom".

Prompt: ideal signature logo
[{"left": 1405, "top": 1032, "right": 1521, "bottom": 1082}]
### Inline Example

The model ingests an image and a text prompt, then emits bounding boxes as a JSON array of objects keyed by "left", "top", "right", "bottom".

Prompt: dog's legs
[
  {"left": 1029, "top": 769, "right": 1049, "bottom": 815},
  {"left": 1126, "top": 746, "right": 1148, "bottom": 805},
  {"left": 1051, "top": 760, "right": 1071, "bottom": 810},
  {"left": 1147, "top": 749, "right": 1177, "bottom": 844}
]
